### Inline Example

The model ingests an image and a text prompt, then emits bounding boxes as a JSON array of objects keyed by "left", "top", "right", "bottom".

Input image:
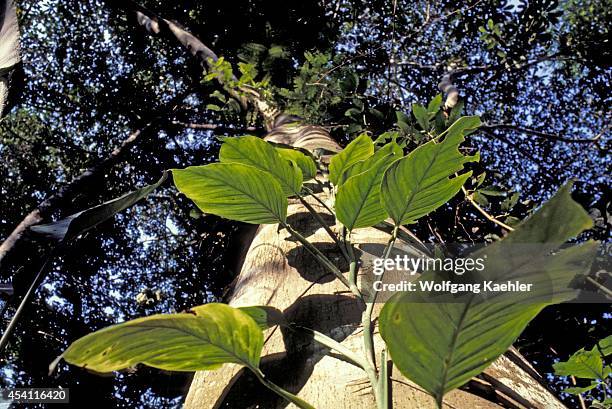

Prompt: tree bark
[
  {"left": 184, "top": 126, "right": 567, "bottom": 409},
  {"left": 0, "top": 0, "right": 21, "bottom": 117}
]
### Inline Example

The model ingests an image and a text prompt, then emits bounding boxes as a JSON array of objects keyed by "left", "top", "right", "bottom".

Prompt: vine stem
[
  {"left": 345, "top": 234, "right": 362, "bottom": 298},
  {"left": 282, "top": 222, "right": 351, "bottom": 289},
  {"left": 363, "top": 225, "right": 398, "bottom": 409},
  {"left": 461, "top": 186, "right": 515, "bottom": 232},
  {"left": 303, "top": 186, "right": 336, "bottom": 216},
  {"left": 250, "top": 366, "right": 316, "bottom": 409},
  {"left": 0, "top": 246, "right": 60, "bottom": 353},
  {"left": 297, "top": 193, "right": 350, "bottom": 262}
]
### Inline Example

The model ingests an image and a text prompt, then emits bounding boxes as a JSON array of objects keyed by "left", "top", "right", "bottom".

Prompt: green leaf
[
  {"left": 427, "top": 94, "right": 443, "bottom": 114},
  {"left": 219, "top": 136, "right": 302, "bottom": 196},
  {"left": 339, "top": 142, "right": 403, "bottom": 185},
  {"left": 172, "top": 163, "right": 287, "bottom": 224},
  {"left": 336, "top": 151, "right": 401, "bottom": 231},
  {"left": 563, "top": 382, "right": 599, "bottom": 395},
  {"left": 502, "top": 192, "right": 520, "bottom": 211},
  {"left": 62, "top": 303, "right": 263, "bottom": 372},
  {"left": 379, "top": 182, "right": 597, "bottom": 405},
  {"left": 412, "top": 103, "right": 430, "bottom": 130},
  {"left": 472, "top": 191, "right": 490, "bottom": 206},
  {"left": 599, "top": 335, "right": 612, "bottom": 356},
  {"left": 329, "top": 133, "right": 374, "bottom": 185},
  {"left": 474, "top": 171, "right": 487, "bottom": 188},
  {"left": 236, "top": 306, "right": 287, "bottom": 330},
  {"left": 479, "top": 186, "right": 507, "bottom": 197},
  {"left": 444, "top": 115, "right": 481, "bottom": 138},
  {"left": 275, "top": 147, "right": 317, "bottom": 181},
  {"left": 31, "top": 173, "right": 167, "bottom": 242},
  {"left": 381, "top": 119, "right": 479, "bottom": 225},
  {"left": 554, "top": 347, "right": 607, "bottom": 380}
]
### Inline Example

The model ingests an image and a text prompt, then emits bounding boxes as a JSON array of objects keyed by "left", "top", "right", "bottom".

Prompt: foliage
[
  {"left": 380, "top": 182, "right": 596, "bottom": 406},
  {"left": 553, "top": 335, "right": 612, "bottom": 406},
  {"left": 60, "top": 114, "right": 599, "bottom": 408},
  {"left": 1, "top": 0, "right": 610, "bottom": 407}
]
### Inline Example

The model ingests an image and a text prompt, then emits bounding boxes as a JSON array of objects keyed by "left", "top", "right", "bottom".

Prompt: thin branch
[
  {"left": 462, "top": 186, "right": 515, "bottom": 232},
  {"left": 171, "top": 121, "right": 261, "bottom": 134},
  {"left": 481, "top": 123, "right": 608, "bottom": 145}
]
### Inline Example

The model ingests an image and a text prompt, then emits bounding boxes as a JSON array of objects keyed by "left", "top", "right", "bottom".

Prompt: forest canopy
[{"left": 0, "top": 0, "right": 609, "bottom": 408}]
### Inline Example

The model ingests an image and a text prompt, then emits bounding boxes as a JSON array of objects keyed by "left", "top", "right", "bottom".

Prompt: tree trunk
[
  {"left": 0, "top": 0, "right": 21, "bottom": 117},
  {"left": 184, "top": 126, "right": 567, "bottom": 409}
]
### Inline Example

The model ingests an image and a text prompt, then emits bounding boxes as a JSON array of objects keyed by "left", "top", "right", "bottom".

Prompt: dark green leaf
[
  {"left": 275, "top": 147, "right": 317, "bottom": 181},
  {"left": 336, "top": 151, "right": 400, "bottom": 231},
  {"left": 554, "top": 346, "right": 608, "bottom": 379},
  {"left": 31, "top": 173, "right": 167, "bottom": 242},
  {"left": 599, "top": 335, "right": 612, "bottom": 356},
  {"left": 427, "top": 94, "right": 443, "bottom": 114},
  {"left": 339, "top": 142, "right": 403, "bottom": 185},
  {"left": 380, "top": 183, "right": 596, "bottom": 404},
  {"left": 563, "top": 382, "right": 598, "bottom": 395},
  {"left": 412, "top": 103, "right": 429, "bottom": 130}
]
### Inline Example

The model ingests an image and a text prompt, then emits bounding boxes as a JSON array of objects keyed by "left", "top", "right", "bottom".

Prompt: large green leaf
[
  {"left": 173, "top": 163, "right": 287, "bottom": 224},
  {"left": 328, "top": 133, "right": 374, "bottom": 185},
  {"left": 219, "top": 135, "right": 302, "bottom": 195},
  {"left": 338, "top": 141, "right": 403, "bottom": 185},
  {"left": 31, "top": 173, "right": 167, "bottom": 242},
  {"left": 275, "top": 146, "right": 318, "bottom": 181},
  {"left": 336, "top": 150, "right": 401, "bottom": 231},
  {"left": 443, "top": 115, "right": 481, "bottom": 139},
  {"left": 381, "top": 117, "right": 480, "bottom": 225},
  {"left": 554, "top": 345, "right": 609, "bottom": 380},
  {"left": 379, "top": 182, "right": 596, "bottom": 405},
  {"left": 62, "top": 303, "right": 263, "bottom": 372}
]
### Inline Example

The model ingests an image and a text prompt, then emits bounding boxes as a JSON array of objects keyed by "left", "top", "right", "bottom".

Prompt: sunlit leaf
[
  {"left": 328, "top": 133, "right": 374, "bottom": 185},
  {"left": 412, "top": 103, "right": 429, "bottom": 130},
  {"left": 380, "top": 182, "right": 597, "bottom": 405},
  {"left": 275, "top": 147, "right": 317, "bottom": 181},
  {"left": 31, "top": 172, "right": 167, "bottom": 242},
  {"left": 173, "top": 163, "right": 287, "bottom": 224},
  {"left": 61, "top": 303, "right": 263, "bottom": 372},
  {"left": 381, "top": 117, "right": 480, "bottom": 225},
  {"left": 235, "top": 306, "right": 287, "bottom": 330},
  {"left": 599, "top": 335, "right": 612, "bottom": 356},
  {"left": 336, "top": 151, "right": 401, "bottom": 231},
  {"left": 219, "top": 135, "right": 302, "bottom": 195},
  {"left": 338, "top": 142, "right": 403, "bottom": 185},
  {"left": 554, "top": 345, "right": 608, "bottom": 380}
]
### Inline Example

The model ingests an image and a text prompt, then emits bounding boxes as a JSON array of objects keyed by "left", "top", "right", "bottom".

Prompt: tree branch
[
  {"left": 0, "top": 89, "right": 191, "bottom": 266},
  {"left": 481, "top": 122, "right": 608, "bottom": 145},
  {"left": 171, "top": 121, "right": 262, "bottom": 134},
  {"left": 111, "top": 0, "right": 280, "bottom": 129}
]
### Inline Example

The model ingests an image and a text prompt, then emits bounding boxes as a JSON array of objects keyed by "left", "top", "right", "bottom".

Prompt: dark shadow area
[
  {"left": 286, "top": 241, "right": 350, "bottom": 284},
  {"left": 286, "top": 211, "right": 336, "bottom": 239},
  {"left": 215, "top": 294, "right": 363, "bottom": 408}
]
